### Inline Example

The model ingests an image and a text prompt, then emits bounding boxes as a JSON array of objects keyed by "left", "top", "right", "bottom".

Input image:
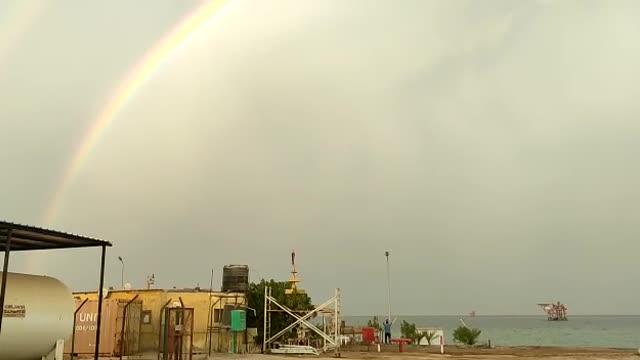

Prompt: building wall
[
  {"left": 72, "top": 289, "right": 247, "bottom": 353},
  {"left": 64, "top": 299, "right": 143, "bottom": 356}
]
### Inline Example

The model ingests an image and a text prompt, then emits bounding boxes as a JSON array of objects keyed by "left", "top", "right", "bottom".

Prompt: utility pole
[{"left": 385, "top": 250, "right": 391, "bottom": 322}]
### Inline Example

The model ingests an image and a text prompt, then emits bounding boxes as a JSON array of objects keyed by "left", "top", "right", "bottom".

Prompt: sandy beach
[
  {"left": 217, "top": 346, "right": 638, "bottom": 360},
  {"left": 336, "top": 345, "right": 637, "bottom": 359}
]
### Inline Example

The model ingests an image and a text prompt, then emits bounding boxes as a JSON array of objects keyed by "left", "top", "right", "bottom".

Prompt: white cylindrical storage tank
[{"left": 0, "top": 272, "right": 75, "bottom": 360}]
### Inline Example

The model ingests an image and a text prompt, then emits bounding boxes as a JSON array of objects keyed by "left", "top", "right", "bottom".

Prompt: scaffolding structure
[
  {"left": 262, "top": 250, "right": 341, "bottom": 356},
  {"left": 263, "top": 286, "right": 341, "bottom": 356}
]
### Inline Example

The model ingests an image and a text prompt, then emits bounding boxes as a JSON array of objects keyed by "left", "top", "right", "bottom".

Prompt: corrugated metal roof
[{"left": 0, "top": 220, "right": 111, "bottom": 251}]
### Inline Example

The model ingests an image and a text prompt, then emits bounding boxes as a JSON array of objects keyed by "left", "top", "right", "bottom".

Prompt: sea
[{"left": 342, "top": 316, "right": 640, "bottom": 349}]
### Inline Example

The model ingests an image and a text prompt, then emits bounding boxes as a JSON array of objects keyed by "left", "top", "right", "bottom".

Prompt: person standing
[{"left": 383, "top": 318, "right": 392, "bottom": 344}]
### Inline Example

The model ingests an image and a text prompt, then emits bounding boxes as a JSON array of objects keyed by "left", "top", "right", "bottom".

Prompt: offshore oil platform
[{"left": 537, "top": 301, "right": 568, "bottom": 321}]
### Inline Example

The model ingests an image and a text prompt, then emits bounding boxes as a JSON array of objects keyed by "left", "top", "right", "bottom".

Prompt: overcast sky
[{"left": 2, "top": 0, "right": 640, "bottom": 316}]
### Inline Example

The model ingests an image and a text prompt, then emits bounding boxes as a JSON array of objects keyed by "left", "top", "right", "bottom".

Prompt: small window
[
  {"left": 214, "top": 309, "right": 222, "bottom": 323},
  {"left": 142, "top": 310, "right": 152, "bottom": 324}
]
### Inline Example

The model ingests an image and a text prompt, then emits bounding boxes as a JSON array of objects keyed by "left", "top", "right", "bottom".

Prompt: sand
[
  {"left": 334, "top": 345, "right": 637, "bottom": 359},
  {"left": 224, "top": 346, "right": 638, "bottom": 360},
  {"left": 94, "top": 346, "right": 639, "bottom": 360}
]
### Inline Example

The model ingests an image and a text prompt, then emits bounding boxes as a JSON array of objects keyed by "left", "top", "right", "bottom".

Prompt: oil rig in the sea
[{"left": 537, "top": 302, "right": 568, "bottom": 321}]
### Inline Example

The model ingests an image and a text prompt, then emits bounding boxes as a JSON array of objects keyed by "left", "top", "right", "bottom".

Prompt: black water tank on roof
[{"left": 221, "top": 264, "right": 249, "bottom": 293}]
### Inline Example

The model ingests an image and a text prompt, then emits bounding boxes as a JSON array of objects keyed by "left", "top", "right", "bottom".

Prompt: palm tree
[{"left": 422, "top": 331, "right": 438, "bottom": 345}]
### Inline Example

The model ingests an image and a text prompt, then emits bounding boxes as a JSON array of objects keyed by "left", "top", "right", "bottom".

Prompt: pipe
[
  {"left": 163, "top": 308, "right": 169, "bottom": 360},
  {"left": 177, "top": 297, "right": 185, "bottom": 359},
  {"left": 218, "top": 296, "right": 223, "bottom": 352},
  {"left": 262, "top": 286, "right": 268, "bottom": 353},
  {"left": 94, "top": 245, "right": 107, "bottom": 360},
  {"left": 70, "top": 298, "right": 89, "bottom": 360},
  {"left": 0, "top": 229, "right": 12, "bottom": 336},
  {"left": 157, "top": 298, "right": 172, "bottom": 360},
  {"left": 189, "top": 308, "right": 195, "bottom": 360},
  {"left": 119, "top": 295, "right": 139, "bottom": 360},
  {"left": 206, "top": 269, "right": 213, "bottom": 357},
  {"left": 231, "top": 304, "right": 257, "bottom": 317}
]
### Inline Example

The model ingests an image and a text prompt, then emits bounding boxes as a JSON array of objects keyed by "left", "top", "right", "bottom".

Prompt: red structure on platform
[{"left": 391, "top": 338, "right": 412, "bottom": 352}]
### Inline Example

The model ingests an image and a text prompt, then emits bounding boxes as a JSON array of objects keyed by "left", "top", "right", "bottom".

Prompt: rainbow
[
  {"left": 0, "top": 1, "right": 46, "bottom": 63},
  {"left": 43, "top": 0, "right": 230, "bottom": 226}
]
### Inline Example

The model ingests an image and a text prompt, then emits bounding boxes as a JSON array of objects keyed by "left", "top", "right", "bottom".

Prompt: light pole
[
  {"left": 118, "top": 256, "right": 124, "bottom": 289},
  {"left": 385, "top": 250, "right": 391, "bottom": 322}
]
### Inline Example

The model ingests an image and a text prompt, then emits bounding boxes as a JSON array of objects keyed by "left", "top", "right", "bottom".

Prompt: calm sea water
[{"left": 342, "top": 316, "right": 640, "bottom": 349}]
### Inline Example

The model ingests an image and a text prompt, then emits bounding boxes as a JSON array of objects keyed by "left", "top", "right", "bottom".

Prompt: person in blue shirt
[{"left": 383, "top": 319, "right": 392, "bottom": 344}]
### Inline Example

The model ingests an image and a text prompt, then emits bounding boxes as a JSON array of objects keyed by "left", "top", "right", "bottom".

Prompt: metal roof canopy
[
  {"left": 0, "top": 220, "right": 112, "bottom": 360},
  {"left": 0, "top": 221, "right": 110, "bottom": 251}
]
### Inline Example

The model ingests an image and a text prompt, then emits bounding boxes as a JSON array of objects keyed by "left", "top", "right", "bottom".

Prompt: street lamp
[
  {"left": 118, "top": 256, "right": 124, "bottom": 289},
  {"left": 385, "top": 250, "right": 391, "bottom": 322}
]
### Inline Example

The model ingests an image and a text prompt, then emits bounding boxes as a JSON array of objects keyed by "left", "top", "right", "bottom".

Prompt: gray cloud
[{"left": 2, "top": 0, "right": 640, "bottom": 315}]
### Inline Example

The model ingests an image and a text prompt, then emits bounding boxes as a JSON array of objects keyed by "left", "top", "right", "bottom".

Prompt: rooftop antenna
[
  {"left": 146, "top": 273, "right": 155, "bottom": 290},
  {"left": 285, "top": 249, "right": 305, "bottom": 295}
]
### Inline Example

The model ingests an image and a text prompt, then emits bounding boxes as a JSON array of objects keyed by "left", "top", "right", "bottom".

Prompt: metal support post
[
  {"left": 94, "top": 245, "right": 107, "bottom": 360},
  {"left": 262, "top": 286, "right": 268, "bottom": 353},
  {"left": 0, "top": 229, "right": 12, "bottom": 336},
  {"left": 71, "top": 298, "right": 90, "bottom": 360},
  {"left": 119, "top": 295, "right": 139, "bottom": 359},
  {"left": 323, "top": 314, "right": 327, "bottom": 350},
  {"left": 385, "top": 251, "right": 391, "bottom": 322},
  {"left": 335, "top": 288, "right": 341, "bottom": 357},
  {"left": 156, "top": 298, "right": 172, "bottom": 360},
  {"left": 206, "top": 269, "right": 213, "bottom": 356}
]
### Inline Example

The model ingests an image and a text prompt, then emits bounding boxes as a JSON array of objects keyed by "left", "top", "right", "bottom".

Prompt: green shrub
[
  {"left": 452, "top": 325, "right": 481, "bottom": 345},
  {"left": 367, "top": 316, "right": 382, "bottom": 331},
  {"left": 400, "top": 320, "right": 422, "bottom": 343}
]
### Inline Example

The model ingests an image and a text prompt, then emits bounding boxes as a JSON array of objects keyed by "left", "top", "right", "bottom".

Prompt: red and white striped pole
[{"left": 440, "top": 335, "right": 444, "bottom": 354}]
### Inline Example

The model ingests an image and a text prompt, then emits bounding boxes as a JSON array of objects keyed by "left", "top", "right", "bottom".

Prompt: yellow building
[{"left": 72, "top": 288, "right": 254, "bottom": 354}]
